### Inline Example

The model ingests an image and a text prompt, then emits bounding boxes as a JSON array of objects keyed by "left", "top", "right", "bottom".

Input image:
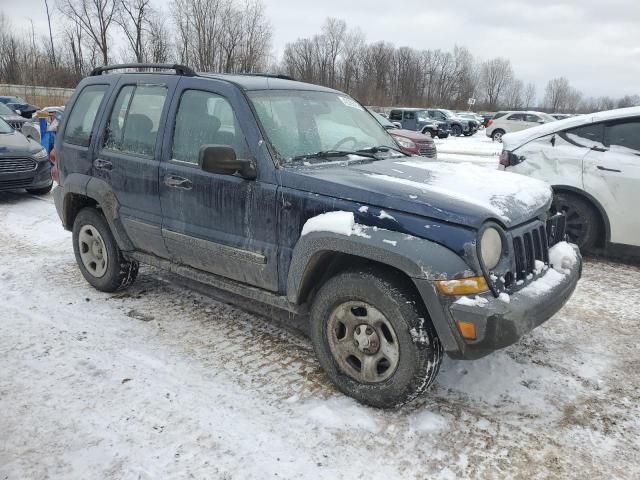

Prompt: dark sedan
[
  {"left": 0, "top": 96, "right": 39, "bottom": 119},
  {"left": 0, "top": 117, "right": 53, "bottom": 194}
]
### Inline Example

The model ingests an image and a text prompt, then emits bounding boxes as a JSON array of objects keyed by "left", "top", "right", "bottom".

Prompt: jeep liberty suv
[{"left": 52, "top": 64, "right": 582, "bottom": 408}]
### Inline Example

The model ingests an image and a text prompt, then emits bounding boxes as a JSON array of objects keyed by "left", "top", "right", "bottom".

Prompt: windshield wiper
[
  {"left": 357, "top": 145, "right": 408, "bottom": 156},
  {"left": 291, "top": 150, "right": 378, "bottom": 163}
]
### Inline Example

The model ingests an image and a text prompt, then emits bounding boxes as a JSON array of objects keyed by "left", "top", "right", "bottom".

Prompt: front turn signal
[
  {"left": 457, "top": 321, "right": 477, "bottom": 340},
  {"left": 434, "top": 277, "right": 489, "bottom": 296}
]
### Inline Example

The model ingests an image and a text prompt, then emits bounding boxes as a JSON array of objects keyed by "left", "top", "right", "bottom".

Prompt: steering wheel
[{"left": 331, "top": 136, "right": 358, "bottom": 151}]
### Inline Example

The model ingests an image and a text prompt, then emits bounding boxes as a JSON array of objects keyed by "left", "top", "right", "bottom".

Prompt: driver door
[{"left": 158, "top": 77, "right": 279, "bottom": 291}]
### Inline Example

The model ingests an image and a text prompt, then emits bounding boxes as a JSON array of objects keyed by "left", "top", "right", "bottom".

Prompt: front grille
[
  {"left": 0, "top": 177, "right": 35, "bottom": 189},
  {"left": 416, "top": 142, "right": 437, "bottom": 158},
  {"left": 0, "top": 157, "right": 37, "bottom": 174},
  {"left": 7, "top": 120, "right": 25, "bottom": 130},
  {"left": 509, "top": 215, "right": 566, "bottom": 284}
]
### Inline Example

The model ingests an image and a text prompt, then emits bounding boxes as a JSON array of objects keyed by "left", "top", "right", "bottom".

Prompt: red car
[{"left": 369, "top": 110, "right": 437, "bottom": 158}]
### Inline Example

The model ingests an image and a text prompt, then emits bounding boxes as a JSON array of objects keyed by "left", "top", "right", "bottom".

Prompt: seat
[{"left": 122, "top": 113, "right": 155, "bottom": 155}]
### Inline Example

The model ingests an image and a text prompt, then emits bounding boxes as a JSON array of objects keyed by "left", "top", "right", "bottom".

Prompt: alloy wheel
[{"left": 78, "top": 224, "right": 108, "bottom": 278}]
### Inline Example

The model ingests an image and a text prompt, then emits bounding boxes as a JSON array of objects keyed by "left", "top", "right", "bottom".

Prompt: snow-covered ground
[
  {"left": 1, "top": 191, "right": 639, "bottom": 479},
  {"left": 435, "top": 130, "right": 501, "bottom": 168}
]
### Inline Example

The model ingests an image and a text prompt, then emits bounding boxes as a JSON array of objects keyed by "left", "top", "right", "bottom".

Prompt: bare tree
[
  {"left": 479, "top": 58, "right": 513, "bottom": 109},
  {"left": 116, "top": 0, "right": 151, "bottom": 63},
  {"left": 147, "top": 11, "right": 171, "bottom": 63},
  {"left": 58, "top": 0, "right": 120, "bottom": 65},
  {"left": 44, "top": 0, "right": 57, "bottom": 67},
  {"left": 523, "top": 82, "right": 536, "bottom": 109},
  {"left": 543, "top": 77, "right": 571, "bottom": 112}
]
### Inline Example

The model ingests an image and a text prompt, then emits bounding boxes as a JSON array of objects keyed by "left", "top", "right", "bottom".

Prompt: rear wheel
[
  {"left": 310, "top": 268, "right": 443, "bottom": 408},
  {"left": 551, "top": 192, "right": 601, "bottom": 251},
  {"left": 492, "top": 129, "right": 505, "bottom": 142},
  {"left": 72, "top": 207, "right": 139, "bottom": 292}
]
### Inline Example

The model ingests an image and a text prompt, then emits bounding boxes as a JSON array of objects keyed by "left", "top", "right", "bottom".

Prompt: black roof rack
[
  {"left": 211, "top": 72, "right": 296, "bottom": 81},
  {"left": 90, "top": 63, "right": 197, "bottom": 77}
]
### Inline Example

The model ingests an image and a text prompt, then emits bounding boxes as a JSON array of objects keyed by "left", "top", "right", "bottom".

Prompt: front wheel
[
  {"left": 551, "top": 192, "right": 600, "bottom": 251},
  {"left": 310, "top": 268, "right": 443, "bottom": 408},
  {"left": 451, "top": 124, "right": 462, "bottom": 136},
  {"left": 72, "top": 207, "right": 139, "bottom": 292},
  {"left": 491, "top": 129, "right": 505, "bottom": 142}
]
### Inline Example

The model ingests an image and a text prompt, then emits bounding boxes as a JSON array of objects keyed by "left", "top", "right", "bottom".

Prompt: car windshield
[
  {"left": 0, "top": 117, "right": 13, "bottom": 134},
  {"left": 441, "top": 109, "right": 456, "bottom": 118},
  {"left": 0, "top": 103, "right": 15, "bottom": 115},
  {"left": 248, "top": 90, "right": 397, "bottom": 164},
  {"left": 539, "top": 112, "right": 558, "bottom": 122}
]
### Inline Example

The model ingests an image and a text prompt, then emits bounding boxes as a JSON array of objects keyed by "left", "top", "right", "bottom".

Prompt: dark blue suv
[{"left": 52, "top": 64, "right": 581, "bottom": 408}]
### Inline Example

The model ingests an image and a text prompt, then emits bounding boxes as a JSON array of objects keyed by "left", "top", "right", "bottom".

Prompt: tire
[
  {"left": 421, "top": 128, "right": 436, "bottom": 138},
  {"left": 310, "top": 268, "right": 443, "bottom": 408},
  {"left": 72, "top": 207, "right": 139, "bottom": 292},
  {"left": 551, "top": 192, "right": 601, "bottom": 251},
  {"left": 438, "top": 133, "right": 449, "bottom": 139},
  {"left": 451, "top": 124, "right": 462, "bottom": 136},
  {"left": 491, "top": 129, "right": 505, "bottom": 142},
  {"left": 26, "top": 183, "right": 53, "bottom": 195}
]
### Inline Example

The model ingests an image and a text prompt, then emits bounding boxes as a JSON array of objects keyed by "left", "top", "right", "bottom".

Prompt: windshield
[
  {"left": 539, "top": 112, "right": 558, "bottom": 123},
  {"left": 0, "top": 103, "right": 15, "bottom": 115},
  {"left": 0, "top": 117, "right": 13, "bottom": 134},
  {"left": 249, "top": 90, "right": 397, "bottom": 164},
  {"left": 416, "top": 110, "right": 430, "bottom": 122},
  {"left": 441, "top": 109, "right": 456, "bottom": 118}
]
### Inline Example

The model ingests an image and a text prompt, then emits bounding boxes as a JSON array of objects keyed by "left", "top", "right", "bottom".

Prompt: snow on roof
[{"left": 502, "top": 106, "right": 640, "bottom": 150}]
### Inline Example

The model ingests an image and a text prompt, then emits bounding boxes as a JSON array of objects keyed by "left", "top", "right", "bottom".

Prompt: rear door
[
  {"left": 583, "top": 117, "right": 640, "bottom": 245},
  {"left": 158, "top": 77, "right": 279, "bottom": 291},
  {"left": 402, "top": 111, "right": 417, "bottom": 130},
  {"left": 93, "top": 74, "right": 179, "bottom": 258},
  {"left": 504, "top": 113, "right": 527, "bottom": 132}
]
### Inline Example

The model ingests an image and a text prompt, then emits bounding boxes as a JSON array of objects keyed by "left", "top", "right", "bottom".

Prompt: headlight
[
  {"left": 33, "top": 148, "right": 49, "bottom": 161},
  {"left": 395, "top": 136, "right": 416, "bottom": 149},
  {"left": 479, "top": 227, "right": 503, "bottom": 270}
]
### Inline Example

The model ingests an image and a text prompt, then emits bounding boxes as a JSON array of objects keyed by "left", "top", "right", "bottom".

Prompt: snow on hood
[
  {"left": 502, "top": 106, "right": 640, "bottom": 151},
  {"left": 282, "top": 158, "right": 552, "bottom": 228}
]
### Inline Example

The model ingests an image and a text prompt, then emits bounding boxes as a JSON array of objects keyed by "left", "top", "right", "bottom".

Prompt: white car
[
  {"left": 486, "top": 111, "right": 557, "bottom": 142},
  {"left": 500, "top": 107, "right": 640, "bottom": 255}
]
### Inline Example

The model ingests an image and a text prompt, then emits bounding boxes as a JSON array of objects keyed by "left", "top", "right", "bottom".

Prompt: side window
[
  {"left": 389, "top": 110, "right": 402, "bottom": 121},
  {"left": 525, "top": 114, "right": 541, "bottom": 123},
  {"left": 507, "top": 113, "right": 525, "bottom": 121},
  {"left": 403, "top": 111, "right": 415, "bottom": 120},
  {"left": 605, "top": 120, "right": 640, "bottom": 154},
  {"left": 172, "top": 90, "right": 250, "bottom": 164},
  {"left": 103, "top": 84, "right": 167, "bottom": 156},
  {"left": 563, "top": 123, "right": 604, "bottom": 148},
  {"left": 64, "top": 84, "right": 108, "bottom": 147}
]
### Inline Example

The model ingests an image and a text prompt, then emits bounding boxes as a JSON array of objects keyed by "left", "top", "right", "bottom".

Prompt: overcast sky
[{"left": 2, "top": 0, "right": 639, "bottom": 98}]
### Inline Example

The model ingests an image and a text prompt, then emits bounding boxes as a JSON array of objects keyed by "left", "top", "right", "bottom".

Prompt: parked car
[
  {"left": 486, "top": 111, "right": 557, "bottom": 142},
  {"left": 425, "top": 109, "right": 477, "bottom": 136},
  {"left": 0, "top": 116, "right": 53, "bottom": 194},
  {"left": 501, "top": 106, "right": 640, "bottom": 255},
  {"left": 552, "top": 113, "right": 573, "bottom": 120},
  {"left": 368, "top": 109, "right": 437, "bottom": 157},
  {"left": 0, "top": 102, "right": 27, "bottom": 131},
  {"left": 52, "top": 64, "right": 581, "bottom": 408},
  {"left": 0, "top": 96, "right": 39, "bottom": 119},
  {"left": 388, "top": 108, "right": 450, "bottom": 138},
  {"left": 457, "top": 112, "right": 484, "bottom": 126}
]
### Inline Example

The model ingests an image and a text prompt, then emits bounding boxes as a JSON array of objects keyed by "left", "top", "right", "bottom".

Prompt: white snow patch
[
  {"left": 410, "top": 410, "right": 449, "bottom": 434},
  {"left": 455, "top": 296, "right": 489, "bottom": 307},
  {"left": 358, "top": 206, "right": 369, "bottom": 213},
  {"left": 301, "top": 211, "right": 369, "bottom": 238},
  {"left": 549, "top": 241, "right": 578, "bottom": 273},
  {"left": 519, "top": 269, "right": 565, "bottom": 297},
  {"left": 377, "top": 210, "right": 396, "bottom": 221},
  {"left": 302, "top": 397, "right": 380, "bottom": 433},
  {"left": 409, "top": 195, "right": 418, "bottom": 199},
  {"left": 498, "top": 292, "right": 510, "bottom": 303},
  {"left": 382, "top": 239, "right": 397, "bottom": 247}
]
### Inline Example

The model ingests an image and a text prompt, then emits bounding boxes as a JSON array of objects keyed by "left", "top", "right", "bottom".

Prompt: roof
[
  {"left": 198, "top": 73, "right": 341, "bottom": 93},
  {"left": 502, "top": 106, "right": 640, "bottom": 150}
]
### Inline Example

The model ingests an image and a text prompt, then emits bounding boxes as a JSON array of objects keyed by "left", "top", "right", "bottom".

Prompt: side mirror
[{"left": 198, "top": 145, "right": 256, "bottom": 180}]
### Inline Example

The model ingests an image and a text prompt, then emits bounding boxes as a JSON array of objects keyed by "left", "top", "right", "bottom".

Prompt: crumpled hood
[{"left": 281, "top": 157, "right": 552, "bottom": 229}]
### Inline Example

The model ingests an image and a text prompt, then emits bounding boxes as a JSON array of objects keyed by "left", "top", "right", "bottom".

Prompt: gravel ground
[{"left": 1, "top": 185, "right": 639, "bottom": 480}]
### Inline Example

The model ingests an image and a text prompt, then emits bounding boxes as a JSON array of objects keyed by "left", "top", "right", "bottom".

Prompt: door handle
[
  {"left": 164, "top": 175, "right": 193, "bottom": 190},
  {"left": 93, "top": 158, "right": 113, "bottom": 171},
  {"left": 597, "top": 165, "right": 622, "bottom": 173}
]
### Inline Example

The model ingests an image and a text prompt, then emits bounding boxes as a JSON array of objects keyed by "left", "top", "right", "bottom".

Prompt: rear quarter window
[
  {"left": 562, "top": 123, "right": 605, "bottom": 148},
  {"left": 64, "top": 84, "right": 108, "bottom": 147}
]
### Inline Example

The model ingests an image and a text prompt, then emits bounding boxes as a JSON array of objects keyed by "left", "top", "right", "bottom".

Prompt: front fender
[{"left": 286, "top": 228, "right": 474, "bottom": 304}]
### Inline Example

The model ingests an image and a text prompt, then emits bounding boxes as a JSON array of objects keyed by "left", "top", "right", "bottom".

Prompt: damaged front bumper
[{"left": 416, "top": 245, "right": 582, "bottom": 360}]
